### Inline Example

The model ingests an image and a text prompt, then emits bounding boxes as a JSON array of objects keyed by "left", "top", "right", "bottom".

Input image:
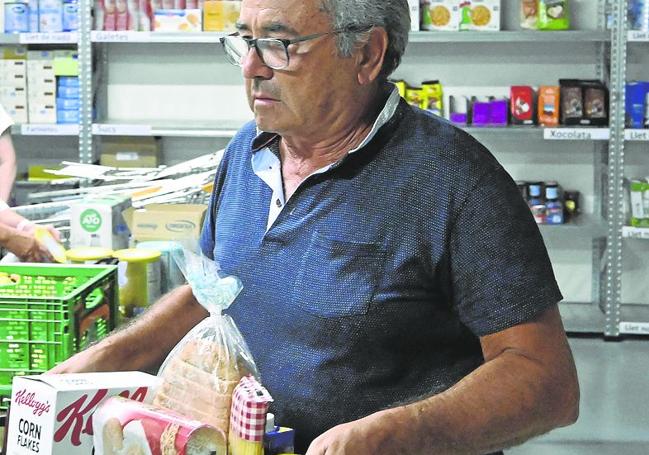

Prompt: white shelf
[
  {"left": 409, "top": 30, "right": 609, "bottom": 43},
  {"left": 628, "top": 30, "right": 649, "bottom": 42},
  {"left": 0, "top": 32, "right": 78, "bottom": 44},
  {"left": 625, "top": 129, "right": 649, "bottom": 141},
  {"left": 464, "top": 126, "right": 610, "bottom": 141},
  {"left": 539, "top": 216, "right": 606, "bottom": 243},
  {"left": 12, "top": 124, "right": 79, "bottom": 136},
  {"left": 622, "top": 226, "right": 649, "bottom": 239},
  {"left": 88, "top": 30, "right": 609, "bottom": 45},
  {"left": 92, "top": 120, "right": 247, "bottom": 137},
  {"left": 91, "top": 31, "right": 226, "bottom": 43}
]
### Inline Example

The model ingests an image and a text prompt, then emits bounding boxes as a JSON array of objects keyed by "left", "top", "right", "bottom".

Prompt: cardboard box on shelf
[
  {"left": 421, "top": 0, "right": 461, "bottom": 31},
  {"left": 153, "top": 8, "right": 201, "bottom": 31},
  {"left": 5, "top": 372, "right": 160, "bottom": 455},
  {"left": 2, "top": 104, "right": 28, "bottom": 124},
  {"left": 1, "top": 87, "right": 28, "bottom": 106},
  {"left": 28, "top": 103, "right": 57, "bottom": 123},
  {"left": 466, "top": 0, "right": 501, "bottom": 31},
  {"left": 0, "top": 59, "right": 27, "bottom": 77},
  {"left": 28, "top": 89, "right": 57, "bottom": 105},
  {"left": 123, "top": 203, "right": 207, "bottom": 242},
  {"left": 203, "top": 0, "right": 239, "bottom": 31},
  {"left": 0, "top": 45, "right": 28, "bottom": 59},
  {"left": 0, "top": 73, "right": 27, "bottom": 89},
  {"left": 99, "top": 136, "right": 160, "bottom": 168},
  {"left": 70, "top": 194, "right": 132, "bottom": 249},
  {"left": 53, "top": 50, "right": 79, "bottom": 76}
]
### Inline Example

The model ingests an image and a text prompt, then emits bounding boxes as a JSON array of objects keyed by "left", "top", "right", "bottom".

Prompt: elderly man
[{"left": 52, "top": 0, "right": 579, "bottom": 453}]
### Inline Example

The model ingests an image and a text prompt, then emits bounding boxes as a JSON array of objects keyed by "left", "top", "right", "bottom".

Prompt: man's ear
[{"left": 356, "top": 27, "right": 388, "bottom": 86}]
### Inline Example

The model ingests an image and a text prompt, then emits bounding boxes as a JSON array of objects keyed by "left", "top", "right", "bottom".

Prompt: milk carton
[
  {"left": 5, "top": 372, "right": 161, "bottom": 455},
  {"left": 70, "top": 194, "right": 131, "bottom": 249}
]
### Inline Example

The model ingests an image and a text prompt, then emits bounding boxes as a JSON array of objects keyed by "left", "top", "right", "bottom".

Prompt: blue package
[
  {"left": 62, "top": 0, "right": 78, "bottom": 31},
  {"left": 628, "top": 0, "right": 649, "bottom": 31},
  {"left": 57, "top": 109, "right": 80, "bottom": 124},
  {"left": 4, "top": 2, "right": 30, "bottom": 33},
  {"left": 56, "top": 98, "right": 80, "bottom": 110},
  {"left": 626, "top": 81, "right": 649, "bottom": 128},
  {"left": 28, "top": 0, "right": 39, "bottom": 31},
  {"left": 58, "top": 76, "right": 80, "bottom": 87},
  {"left": 57, "top": 85, "right": 80, "bottom": 99}
]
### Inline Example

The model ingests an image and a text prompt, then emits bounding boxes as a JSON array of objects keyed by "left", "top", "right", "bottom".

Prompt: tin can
[{"left": 4, "top": 2, "right": 30, "bottom": 33}]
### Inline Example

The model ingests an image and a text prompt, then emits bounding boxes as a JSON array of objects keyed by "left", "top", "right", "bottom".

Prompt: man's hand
[
  {"left": 306, "top": 413, "right": 394, "bottom": 455},
  {"left": 6, "top": 229, "right": 53, "bottom": 262}
]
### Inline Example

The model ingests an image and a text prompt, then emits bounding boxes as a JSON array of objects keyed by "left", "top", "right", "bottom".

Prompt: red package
[
  {"left": 93, "top": 396, "right": 227, "bottom": 455},
  {"left": 510, "top": 86, "right": 535, "bottom": 125}
]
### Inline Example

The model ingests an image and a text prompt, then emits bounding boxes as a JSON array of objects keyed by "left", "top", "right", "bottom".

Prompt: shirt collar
[{"left": 251, "top": 84, "right": 401, "bottom": 154}]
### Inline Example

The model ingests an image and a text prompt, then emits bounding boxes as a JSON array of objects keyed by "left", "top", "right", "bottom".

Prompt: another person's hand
[
  {"left": 305, "top": 414, "right": 390, "bottom": 455},
  {"left": 6, "top": 230, "right": 53, "bottom": 262}
]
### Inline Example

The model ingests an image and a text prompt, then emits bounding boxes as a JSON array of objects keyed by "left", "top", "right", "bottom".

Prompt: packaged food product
[
  {"left": 628, "top": 0, "right": 649, "bottom": 31},
  {"left": 421, "top": 80, "right": 443, "bottom": 117},
  {"left": 152, "top": 246, "right": 256, "bottom": 440},
  {"left": 449, "top": 95, "right": 469, "bottom": 125},
  {"left": 582, "top": 80, "right": 608, "bottom": 126},
  {"left": 228, "top": 375, "right": 273, "bottom": 455},
  {"left": 510, "top": 85, "right": 535, "bottom": 125},
  {"left": 153, "top": 8, "right": 202, "bottom": 32},
  {"left": 203, "top": 0, "right": 240, "bottom": 32},
  {"left": 93, "top": 396, "right": 226, "bottom": 455},
  {"left": 538, "top": 0, "right": 570, "bottom": 31},
  {"left": 625, "top": 81, "right": 649, "bottom": 128},
  {"left": 5, "top": 372, "right": 160, "bottom": 455},
  {"left": 467, "top": 0, "right": 500, "bottom": 31},
  {"left": 559, "top": 79, "right": 583, "bottom": 125},
  {"left": 538, "top": 85, "right": 560, "bottom": 126},
  {"left": 520, "top": 0, "right": 537, "bottom": 29},
  {"left": 405, "top": 86, "right": 426, "bottom": 109},
  {"left": 421, "top": 0, "right": 460, "bottom": 31}
]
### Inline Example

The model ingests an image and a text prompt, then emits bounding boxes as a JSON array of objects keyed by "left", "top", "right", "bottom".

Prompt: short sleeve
[
  {"left": 449, "top": 166, "right": 563, "bottom": 337},
  {"left": 0, "top": 104, "right": 14, "bottom": 135}
]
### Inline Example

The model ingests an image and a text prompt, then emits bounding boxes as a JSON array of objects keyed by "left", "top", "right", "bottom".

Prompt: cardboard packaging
[
  {"left": 203, "top": 0, "right": 239, "bottom": 32},
  {"left": 421, "top": 0, "right": 460, "bottom": 31},
  {"left": 153, "top": 8, "right": 201, "bottom": 31},
  {"left": 99, "top": 136, "right": 160, "bottom": 168},
  {"left": 123, "top": 203, "right": 207, "bottom": 242},
  {"left": 465, "top": 0, "right": 501, "bottom": 31},
  {"left": 5, "top": 372, "right": 160, "bottom": 455},
  {"left": 70, "top": 194, "right": 131, "bottom": 249},
  {"left": 28, "top": 102, "right": 57, "bottom": 123},
  {"left": 407, "top": 0, "right": 419, "bottom": 31}
]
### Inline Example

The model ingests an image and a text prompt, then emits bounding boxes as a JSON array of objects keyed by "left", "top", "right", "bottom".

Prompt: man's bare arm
[
  {"left": 0, "top": 133, "right": 17, "bottom": 203},
  {"left": 307, "top": 304, "right": 579, "bottom": 454},
  {"left": 49, "top": 284, "right": 208, "bottom": 373}
]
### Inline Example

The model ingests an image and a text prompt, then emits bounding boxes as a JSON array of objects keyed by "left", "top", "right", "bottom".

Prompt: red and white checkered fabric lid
[{"left": 230, "top": 375, "right": 274, "bottom": 441}]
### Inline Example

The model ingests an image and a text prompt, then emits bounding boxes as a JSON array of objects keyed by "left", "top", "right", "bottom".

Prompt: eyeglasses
[{"left": 220, "top": 26, "right": 372, "bottom": 70}]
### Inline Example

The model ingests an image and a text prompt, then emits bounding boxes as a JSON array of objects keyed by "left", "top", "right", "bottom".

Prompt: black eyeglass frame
[{"left": 219, "top": 25, "right": 373, "bottom": 69}]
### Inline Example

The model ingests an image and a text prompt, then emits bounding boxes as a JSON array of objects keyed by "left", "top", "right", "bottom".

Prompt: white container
[
  {"left": 5, "top": 372, "right": 161, "bottom": 455},
  {"left": 114, "top": 248, "right": 162, "bottom": 319},
  {"left": 4, "top": 2, "right": 30, "bottom": 33},
  {"left": 136, "top": 240, "right": 184, "bottom": 294}
]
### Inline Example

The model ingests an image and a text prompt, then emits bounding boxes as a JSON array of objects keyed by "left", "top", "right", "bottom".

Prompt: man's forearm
[
  {"left": 376, "top": 350, "right": 578, "bottom": 454},
  {"left": 52, "top": 284, "right": 208, "bottom": 373}
]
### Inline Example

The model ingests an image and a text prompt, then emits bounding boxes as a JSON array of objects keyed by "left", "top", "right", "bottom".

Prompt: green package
[{"left": 538, "top": 0, "right": 570, "bottom": 30}]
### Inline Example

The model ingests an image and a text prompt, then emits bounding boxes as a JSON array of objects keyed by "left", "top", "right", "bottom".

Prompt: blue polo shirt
[{"left": 200, "top": 93, "right": 562, "bottom": 451}]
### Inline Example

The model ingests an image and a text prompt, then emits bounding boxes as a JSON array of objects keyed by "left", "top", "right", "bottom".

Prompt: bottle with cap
[
  {"left": 545, "top": 181, "right": 564, "bottom": 225},
  {"left": 527, "top": 182, "right": 546, "bottom": 224},
  {"left": 113, "top": 248, "right": 162, "bottom": 321},
  {"left": 263, "top": 413, "right": 295, "bottom": 455}
]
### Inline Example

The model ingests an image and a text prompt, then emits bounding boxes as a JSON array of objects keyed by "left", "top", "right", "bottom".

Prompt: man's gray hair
[{"left": 320, "top": 0, "right": 410, "bottom": 80}]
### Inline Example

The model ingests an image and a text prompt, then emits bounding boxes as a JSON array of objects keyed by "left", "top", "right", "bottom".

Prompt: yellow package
[{"left": 203, "top": 0, "right": 241, "bottom": 32}]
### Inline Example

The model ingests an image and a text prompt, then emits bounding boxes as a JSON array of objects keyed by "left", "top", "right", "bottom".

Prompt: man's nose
[{"left": 242, "top": 46, "right": 273, "bottom": 79}]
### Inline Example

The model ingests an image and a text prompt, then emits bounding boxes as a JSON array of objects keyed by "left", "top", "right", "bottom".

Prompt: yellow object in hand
[{"left": 34, "top": 227, "right": 67, "bottom": 263}]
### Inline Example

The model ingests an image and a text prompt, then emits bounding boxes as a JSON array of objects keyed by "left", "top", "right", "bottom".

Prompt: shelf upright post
[
  {"left": 78, "top": 0, "right": 93, "bottom": 165},
  {"left": 603, "top": 0, "right": 628, "bottom": 337}
]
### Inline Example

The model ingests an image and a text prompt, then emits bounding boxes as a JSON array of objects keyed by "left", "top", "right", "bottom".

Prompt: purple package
[
  {"left": 490, "top": 99, "right": 508, "bottom": 126},
  {"left": 450, "top": 113, "right": 468, "bottom": 125},
  {"left": 472, "top": 100, "right": 491, "bottom": 127}
]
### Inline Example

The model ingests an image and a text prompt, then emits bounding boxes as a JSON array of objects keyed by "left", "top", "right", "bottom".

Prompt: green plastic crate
[{"left": 0, "top": 263, "right": 118, "bottom": 404}]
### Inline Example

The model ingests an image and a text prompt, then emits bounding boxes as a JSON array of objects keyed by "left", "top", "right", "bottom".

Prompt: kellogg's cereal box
[{"left": 5, "top": 372, "right": 160, "bottom": 455}]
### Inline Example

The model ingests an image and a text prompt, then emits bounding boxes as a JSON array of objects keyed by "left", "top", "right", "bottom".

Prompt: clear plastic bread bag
[{"left": 152, "top": 245, "right": 259, "bottom": 439}]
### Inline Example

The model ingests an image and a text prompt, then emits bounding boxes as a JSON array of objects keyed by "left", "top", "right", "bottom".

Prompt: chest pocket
[{"left": 292, "top": 232, "right": 386, "bottom": 318}]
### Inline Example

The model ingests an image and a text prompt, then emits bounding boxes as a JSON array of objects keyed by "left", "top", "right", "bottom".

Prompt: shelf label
[
  {"left": 92, "top": 123, "right": 152, "bottom": 136},
  {"left": 622, "top": 226, "right": 649, "bottom": 239},
  {"left": 628, "top": 31, "right": 649, "bottom": 42},
  {"left": 21, "top": 124, "right": 79, "bottom": 135},
  {"left": 625, "top": 129, "right": 649, "bottom": 141},
  {"left": 91, "top": 31, "right": 136, "bottom": 42},
  {"left": 543, "top": 128, "right": 609, "bottom": 141},
  {"left": 19, "top": 32, "right": 78, "bottom": 43},
  {"left": 619, "top": 321, "right": 649, "bottom": 335}
]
